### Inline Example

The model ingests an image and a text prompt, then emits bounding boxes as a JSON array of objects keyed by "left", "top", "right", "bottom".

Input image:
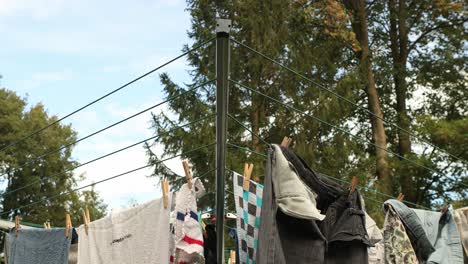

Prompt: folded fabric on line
[
  {"left": 6, "top": 228, "right": 72, "bottom": 264},
  {"left": 77, "top": 195, "right": 172, "bottom": 264}
]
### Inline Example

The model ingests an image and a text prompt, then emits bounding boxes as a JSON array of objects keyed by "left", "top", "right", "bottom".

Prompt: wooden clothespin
[
  {"left": 348, "top": 176, "right": 358, "bottom": 199},
  {"left": 82, "top": 208, "right": 90, "bottom": 235},
  {"left": 182, "top": 161, "right": 193, "bottom": 189},
  {"left": 440, "top": 204, "right": 449, "bottom": 214},
  {"left": 201, "top": 220, "right": 207, "bottom": 238},
  {"left": 229, "top": 250, "right": 236, "bottom": 264},
  {"left": 162, "top": 179, "right": 169, "bottom": 209},
  {"left": 65, "top": 214, "right": 72, "bottom": 238},
  {"left": 397, "top": 193, "right": 405, "bottom": 201},
  {"left": 43, "top": 221, "right": 51, "bottom": 229},
  {"left": 280, "top": 136, "right": 292, "bottom": 148},
  {"left": 15, "top": 215, "right": 20, "bottom": 237},
  {"left": 243, "top": 163, "right": 254, "bottom": 190},
  {"left": 86, "top": 208, "right": 90, "bottom": 224}
]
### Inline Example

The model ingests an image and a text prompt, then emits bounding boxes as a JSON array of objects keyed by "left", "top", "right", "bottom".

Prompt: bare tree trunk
[
  {"left": 389, "top": 0, "right": 413, "bottom": 200},
  {"left": 250, "top": 96, "right": 261, "bottom": 153},
  {"left": 344, "top": 0, "right": 392, "bottom": 195}
]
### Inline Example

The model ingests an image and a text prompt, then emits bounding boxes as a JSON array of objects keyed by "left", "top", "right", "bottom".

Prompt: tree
[
  {"left": 0, "top": 88, "right": 107, "bottom": 226},
  {"left": 146, "top": 0, "right": 467, "bottom": 222},
  {"left": 146, "top": 0, "right": 382, "bottom": 210},
  {"left": 341, "top": 0, "right": 392, "bottom": 194}
]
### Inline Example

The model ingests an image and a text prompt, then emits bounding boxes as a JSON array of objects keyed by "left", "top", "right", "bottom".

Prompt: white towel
[{"left": 77, "top": 194, "right": 172, "bottom": 264}]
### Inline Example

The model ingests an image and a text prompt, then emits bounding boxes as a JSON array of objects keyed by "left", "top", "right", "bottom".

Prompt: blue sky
[{"left": 0, "top": 0, "right": 198, "bottom": 210}]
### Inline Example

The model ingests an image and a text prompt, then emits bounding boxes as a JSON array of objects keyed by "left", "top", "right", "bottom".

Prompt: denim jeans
[
  {"left": 385, "top": 199, "right": 464, "bottom": 264},
  {"left": 320, "top": 189, "right": 371, "bottom": 263},
  {"left": 257, "top": 145, "right": 370, "bottom": 264},
  {"left": 257, "top": 146, "right": 326, "bottom": 264}
]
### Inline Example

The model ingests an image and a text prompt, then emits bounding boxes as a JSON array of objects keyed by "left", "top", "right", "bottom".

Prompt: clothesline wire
[
  {"left": 0, "top": 79, "right": 215, "bottom": 180},
  {"left": 3, "top": 114, "right": 215, "bottom": 197},
  {"left": 0, "top": 142, "right": 216, "bottom": 217},
  {"left": 227, "top": 114, "right": 270, "bottom": 147},
  {"left": 229, "top": 79, "right": 467, "bottom": 189},
  {"left": 225, "top": 140, "right": 431, "bottom": 210},
  {"left": 318, "top": 171, "right": 431, "bottom": 210},
  {"left": 227, "top": 142, "right": 268, "bottom": 158},
  {"left": 0, "top": 36, "right": 216, "bottom": 154},
  {"left": 230, "top": 37, "right": 467, "bottom": 166}
]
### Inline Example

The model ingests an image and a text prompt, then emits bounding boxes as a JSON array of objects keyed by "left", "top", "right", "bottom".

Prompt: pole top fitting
[{"left": 216, "top": 19, "right": 232, "bottom": 34}]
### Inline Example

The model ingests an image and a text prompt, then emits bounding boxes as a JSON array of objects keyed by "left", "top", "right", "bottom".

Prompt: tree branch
[{"left": 409, "top": 18, "right": 468, "bottom": 52}]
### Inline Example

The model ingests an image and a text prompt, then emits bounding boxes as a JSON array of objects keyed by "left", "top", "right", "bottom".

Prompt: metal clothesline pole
[{"left": 215, "top": 18, "right": 231, "bottom": 264}]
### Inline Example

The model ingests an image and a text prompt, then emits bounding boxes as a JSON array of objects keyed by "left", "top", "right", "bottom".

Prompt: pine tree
[{"left": 0, "top": 88, "right": 107, "bottom": 226}]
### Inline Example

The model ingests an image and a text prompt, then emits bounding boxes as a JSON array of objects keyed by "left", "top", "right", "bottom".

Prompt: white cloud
[
  {"left": 16, "top": 70, "right": 73, "bottom": 90},
  {"left": 69, "top": 95, "right": 187, "bottom": 210}
]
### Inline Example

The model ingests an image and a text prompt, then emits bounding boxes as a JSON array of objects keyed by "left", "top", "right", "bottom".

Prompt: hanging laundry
[
  {"left": 257, "top": 145, "right": 371, "bottom": 264},
  {"left": 6, "top": 228, "right": 72, "bottom": 264},
  {"left": 383, "top": 204, "right": 419, "bottom": 264},
  {"left": 368, "top": 241, "right": 385, "bottom": 264},
  {"left": 227, "top": 227, "right": 240, "bottom": 264},
  {"left": 171, "top": 177, "right": 205, "bottom": 263},
  {"left": 319, "top": 189, "right": 372, "bottom": 264},
  {"left": 232, "top": 171, "right": 263, "bottom": 264},
  {"left": 453, "top": 207, "right": 468, "bottom": 263},
  {"left": 4, "top": 231, "right": 11, "bottom": 264},
  {"left": 384, "top": 199, "right": 464, "bottom": 264},
  {"left": 363, "top": 209, "right": 385, "bottom": 264},
  {"left": 68, "top": 228, "right": 79, "bottom": 264},
  {"left": 203, "top": 224, "right": 217, "bottom": 264},
  {"left": 365, "top": 211, "right": 384, "bottom": 244},
  {"left": 77, "top": 195, "right": 172, "bottom": 264},
  {"left": 257, "top": 145, "right": 326, "bottom": 263}
]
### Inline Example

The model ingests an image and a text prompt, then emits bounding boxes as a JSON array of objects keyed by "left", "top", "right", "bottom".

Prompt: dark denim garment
[
  {"left": 257, "top": 147, "right": 326, "bottom": 264},
  {"left": 321, "top": 190, "right": 371, "bottom": 264},
  {"left": 257, "top": 146, "right": 371, "bottom": 264}
]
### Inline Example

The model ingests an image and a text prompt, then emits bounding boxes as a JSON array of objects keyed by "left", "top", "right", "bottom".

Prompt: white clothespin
[{"left": 226, "top": 212, "right": 237, "bottom": 219}]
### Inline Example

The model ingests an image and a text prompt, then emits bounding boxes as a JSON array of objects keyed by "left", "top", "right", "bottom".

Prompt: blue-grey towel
[{"left": 7, "top": 228, "right": 71, "bottom": 264}]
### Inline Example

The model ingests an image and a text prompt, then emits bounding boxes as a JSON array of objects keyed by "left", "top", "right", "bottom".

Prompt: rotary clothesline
[{"left": 0, "top": 19, "right": 465, "bottom": 263}]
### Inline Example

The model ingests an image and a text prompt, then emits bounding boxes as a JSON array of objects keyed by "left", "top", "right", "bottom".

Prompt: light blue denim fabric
[
  {"left": 385, "top": 199, "right": 464, "bottom": 264},
  {"left": 385, "top": 199, "right": 435, "bottom": 261},
  {"left": 412, "top": 208, "right": 464, "bottom": 264},
  {"left": 7, "top": 228, "right": 72, "bottom": 264}
]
